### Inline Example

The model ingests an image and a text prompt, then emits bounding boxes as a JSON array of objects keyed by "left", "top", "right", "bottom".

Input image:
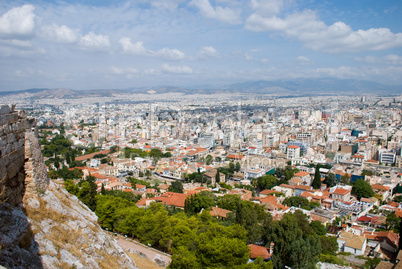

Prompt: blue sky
[{"left": 0, "top": 0, "right": 401, "bottom": 91}]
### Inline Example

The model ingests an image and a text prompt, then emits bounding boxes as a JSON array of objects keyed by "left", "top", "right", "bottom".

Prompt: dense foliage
[{"left": 352, "top": 179, "right": 375, "bottom": 200}]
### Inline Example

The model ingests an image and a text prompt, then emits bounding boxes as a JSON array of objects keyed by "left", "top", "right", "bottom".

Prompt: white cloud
[
  {"left": 40, "top": 24, "right": 79, "bottom": 43},
  {"left": 0, "top": 5, "right": 36, "bottom": 37},
  {"left": 297, "top": 56, "right": 310, "bottom": 63},
  {"left": 162, "top": 63, "right": 192, "bottom": 74},
  {"left": 120, "top": 37, "right": 185, "bottom": 60},
  {"left": 250, "top": 0, "right": 283, "bottom": 17},
  {"left": 198, "top": 46, "right": 219, "bottom": 57},
  {"left": 79, "top": 32, "right": 110, "bottom": 50},
  {"left": 189, "top": 0, "right": 241, "bottom": 24},
  {"left": 151, "top": 0, "right": 186, "bottom": 11},
  {"left": 119, "top": 38, "right": 150, "bottom": 56},
  {"left": 245, "top": 9, "right": 402, "bottom": 53},
  {"left": 0, "top": 39, "right": 32, "bottom": 48},
  {"left": 357, "top": 54, "right": 402, "bottom": 65},
  {"left": 110, "top": 66, "right": 138, "bottom": 75},
  {"left": 157, "top": 47, "right": 185, "bottom": 60}
]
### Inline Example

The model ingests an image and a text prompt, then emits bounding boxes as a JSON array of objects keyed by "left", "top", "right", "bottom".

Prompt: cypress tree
[{"left": 312, "top": 164, "right": 321, "bottom": 189}]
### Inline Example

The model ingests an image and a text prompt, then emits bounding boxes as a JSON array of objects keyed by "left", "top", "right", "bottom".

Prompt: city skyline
[{"left": 0, "top": 0, "right": 401, "bottom": 91}]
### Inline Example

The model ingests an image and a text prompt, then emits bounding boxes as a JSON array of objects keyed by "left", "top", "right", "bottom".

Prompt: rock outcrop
[{"left": 0, "top": 105, "right": 137, "bottom": 269}]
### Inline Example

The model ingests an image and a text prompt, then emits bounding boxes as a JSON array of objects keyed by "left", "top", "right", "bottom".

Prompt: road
[{"left": 116, "top": 236, "right": 172, "bottom": 267}]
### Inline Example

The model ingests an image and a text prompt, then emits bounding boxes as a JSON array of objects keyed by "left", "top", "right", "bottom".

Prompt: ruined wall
[
  {"left": 0, "top": 105, "right": 35, "bottom": 206},
  {"left": 0, "top": 105, "right": 136, "bottom": 269}
]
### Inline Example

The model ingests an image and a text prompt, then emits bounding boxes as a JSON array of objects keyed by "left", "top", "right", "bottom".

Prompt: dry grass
[{"left": 128, "top": 253, "right": 164, "bottom": 269}]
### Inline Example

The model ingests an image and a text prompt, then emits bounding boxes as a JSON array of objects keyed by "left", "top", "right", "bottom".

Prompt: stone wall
[{"left": 0, "top": 105, "right": 35, "bottom": 206}]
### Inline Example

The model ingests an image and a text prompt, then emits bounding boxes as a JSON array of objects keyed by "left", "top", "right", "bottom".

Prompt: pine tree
[
  {"left": 101, "top": 183, "right": 106, "bottom": 195},
  {"left": 312, "top": 164, "right": 321, "bottom": 189}
]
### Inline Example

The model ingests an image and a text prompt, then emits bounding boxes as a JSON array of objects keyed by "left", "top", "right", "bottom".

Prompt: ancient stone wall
[{"left": 0, "top": 105, "right": 35, "bottom": 206}]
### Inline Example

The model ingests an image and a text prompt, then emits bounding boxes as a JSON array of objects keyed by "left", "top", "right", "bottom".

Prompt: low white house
[{"left": 337, "top": 231, "right": 367, "bottom": 255}]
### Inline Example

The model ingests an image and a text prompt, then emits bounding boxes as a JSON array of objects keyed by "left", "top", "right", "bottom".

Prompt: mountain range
[{"left": 0, "top": 78, "right": 401, "bottom": 98}]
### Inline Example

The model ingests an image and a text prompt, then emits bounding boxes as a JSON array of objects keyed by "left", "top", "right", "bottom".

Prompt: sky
[{"left": 0, "top": 0, "right": 402, "bottom": 91}]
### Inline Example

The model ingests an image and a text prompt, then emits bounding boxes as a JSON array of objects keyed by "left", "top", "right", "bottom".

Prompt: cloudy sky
[{"left": 0, "top": 0, "right": 401, "bottom": 91}]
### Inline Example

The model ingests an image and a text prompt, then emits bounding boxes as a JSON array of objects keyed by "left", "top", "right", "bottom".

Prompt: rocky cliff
[{"left": 0, "top": 105, "right": 137, "bottom": 269}]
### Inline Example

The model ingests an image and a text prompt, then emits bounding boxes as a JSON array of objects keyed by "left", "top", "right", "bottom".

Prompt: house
[
  {"left": 331, "top": 188, "right": 351, "bottom": 202},
  {"left": 287, "top": 145, "right": 300, "bottom": 160},
  {"left": 203, "top": 169, "right": 226, "bottom": 185},
  {"left": 244, "top": 168, "right": 265, "bottom": 180},
  {"left": 273, "top": 184, "right": 294, "bottom": 197},
  {"left": 158, "top": 184, "right": 170, "bottom": 194},
  {"left": 210, "top": 207, "right": 232, "bottom": 219},
  {"left": 293, "top": 171, "right": 311, "bottom": 185},
  {"left": 259, "top": 189, "right": 280, "bottom": 198},
  {"left": 135, "top": 184, "right": 147, "bottom": 192},
  {"left": 248, "top": 243, "right": 274, "bottom": 261},
  {"left": 154, "top": 192, "right": 190, "bottom": 209},
  {"left": 227, "top": 188, "right": 253, "bottom": 201},
  {"left": 337, "top": 231, "right": 367, "bottom": 255},
  {"left": 371, "top": 184, "right": 391, "bottom": 201},
  {"left": 375, "top": 231, "right": 399, "bottom": 253}
]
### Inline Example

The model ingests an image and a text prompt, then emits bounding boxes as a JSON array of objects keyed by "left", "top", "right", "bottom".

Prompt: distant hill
[
  {"left": 1, "top": 78, "right": 401, "bottom": 98},
  {"left": 223, "top": 78, "right": 402, "bottom": 95}
]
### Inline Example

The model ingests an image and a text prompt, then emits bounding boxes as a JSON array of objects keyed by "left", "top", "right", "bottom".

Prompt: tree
[
  {"left": 312, "top": 164, "right": 321, "bottom": 189},
  {"left": 352, "top": 179, "right": 374, "bottom": 200},
  {"left": 323, "top": 173, "right": 336, "bottom": 188},
  {"left": 361, "top": 170, "right": 374, "bottom": 177},
  {"left": 320, "top": 236, "right": 338, "bottom": 255},
  {"left": 184, "top": 192, "right": 214, "bottom": 215},
  {"left": 266, "top": 213, "right": 321, "bottom": 268},
  {"left": 101, "top": 183, "right": 106, "bottom": 195},
  {"left": 215, "top": 171, "right": 220, "bottom": 184},
  {"left": 386, "top": 211, "right": 401, "bottom": 232},
  {"left": 235, "top": 162, "right": 241, "bottom": 172},
  {"left": 168, "top": 181, "right": 184, "bottom": 193},
  {"left": 205, "top": 154, "right": 213, "bottom": 165},
  {"left": 255, "top": 175, "right": 278, "bottom": 191},
  {"left": 310, "top": 221, "right": 327, "bottom": 236},
  {"left": 145, "top": 170, "right": 152, "bottom": 179},
  {"left": 340, "top": 174, "right": 350, "bottom": 185}
]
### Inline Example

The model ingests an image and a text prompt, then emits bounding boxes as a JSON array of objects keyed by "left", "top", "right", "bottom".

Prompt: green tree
[
  {"left": 184, "top": 192, "right": 214, "bottom": 215},
  {"left": 320, "top": 236, "right": 338, "bottom": 255},
  {"left": 386, "top": 211, "right": 401, "bottom": 232},
  {"left": 215, "top": 171, "right": 221, "bottom": 184},
  {"left": 323, "top": 173, "right": 336, "bottom": 188},
  {"left": 266, "top": 212, "right": 321, "bottom": 268},
  {"left": 64, "top": 179, "right": 79, "bottom": 195},
  {"left": 235, "top": 162, "right": 241, "bottom": 172},
  {"left": 101, "top": 183, "right": 106, "bottom": 195},
  {"left": 352, "top": 179, "right": 374, "bottom": 200},
  {"left": 205, "top": 154, "right": 213, "bottom": 165},
  {"left": 361, "top": 170, "right": 374, "bottom": 177},
  {"left": 312, "top": 164, "right": 321, "bottom": 189},
  {"left": 310, "top": 221, "right": 327, "bottom": 236},
  {"left": 340, "top": 174, "right": 350, "bottom": 185},
  {"left": 168, "top": 181, "right": 184, "bottom": 193}
]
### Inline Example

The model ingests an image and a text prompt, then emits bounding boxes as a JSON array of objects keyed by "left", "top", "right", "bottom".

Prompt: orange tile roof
[
  {"left": 226, "top": 154, "right": 245, "bottom": 160},
  {"left": 210, "top": 207, "right": 232, "bottom": 218},
  {"left": 248, "top": 244, "right": 271, "bottom": 260},
  {"left": 332, "top": 188, "right": 350, "bottom": 195},
  {"left": 288, "top": 145, "right": 299, "bottom": 149},
  {"left": 294, "top": 171, "right": 310, "bottom": 177},
  {"left": 371, "top": 184, "right": 390, "bottom": 191},
  {"left": 155, "top": 192, "right": 189, "bottom": 208}
]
